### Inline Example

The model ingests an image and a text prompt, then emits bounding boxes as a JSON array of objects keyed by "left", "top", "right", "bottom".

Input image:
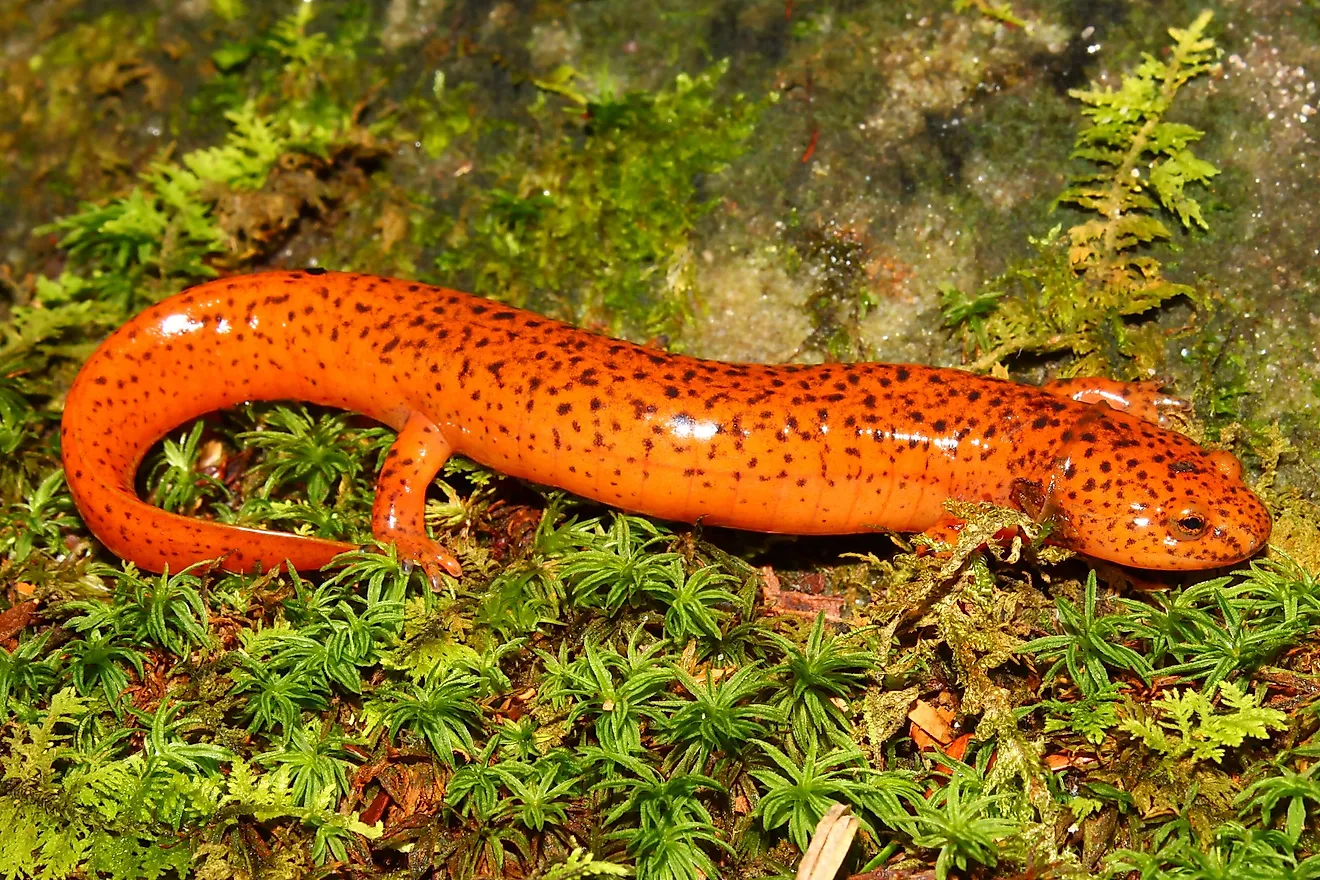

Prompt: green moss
[
  {"left": 785, "top": 221, "right": 878, "bottom": 361},
  {"left": 952, "top": 0, "right": 1029, "bottom": 29},
  {"left": 945, "top": 12, "right": 1222, "bottom": 378},
  {"left": 434, "top": 61, "right": 768, "bottom": 339},
  {"left": 1, "top": 11, "right": 161, "bottom": 194},
  {"left": 32, "top": 3, "right": 389, "bottom": 315}
]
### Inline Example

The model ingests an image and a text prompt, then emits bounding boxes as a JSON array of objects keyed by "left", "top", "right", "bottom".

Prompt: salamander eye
[{"left": 1169, "top": 506, "right": 1210, "bottom": 540}]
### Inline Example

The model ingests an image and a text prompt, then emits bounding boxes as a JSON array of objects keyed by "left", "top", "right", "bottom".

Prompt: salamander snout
[
  {"left": 1050, "top": 422, "right": 1272, "bottom": 570},
  {"left": 1138, "top": 488, "right": 1272, "bottom": 569}
]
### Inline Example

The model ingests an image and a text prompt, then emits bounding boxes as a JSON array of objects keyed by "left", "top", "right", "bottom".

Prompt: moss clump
[
  {"left": 434, "top": 61, "right": 767, "bottom": 340},
  {"left": 0, "top": 11, "right": 164, "bottom": 198},
  {"left": 784, "top": 221, "right": 878, "bottom": 362},
  {"left": 945, "top": 12, "right": 1221, "bottom": 377}
]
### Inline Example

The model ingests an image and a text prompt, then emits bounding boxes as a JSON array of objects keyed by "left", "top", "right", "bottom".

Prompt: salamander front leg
[
  {"left": 1042, "top": 376, "right": 1190, "bottom": 428},
  {"left": 372, "top": 412, "right": 462, "bottom": 585},
  {"left": 917, "top": 516, "right": 965, "bottom": 553}
]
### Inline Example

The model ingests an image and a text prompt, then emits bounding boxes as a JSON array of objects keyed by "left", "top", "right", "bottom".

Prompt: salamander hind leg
[
  {"left": 1042, "top": 376, "right": 1190, "bottom": 428},
  {"left": 372, "top": 412, "right": 462, "bottom": 586}
]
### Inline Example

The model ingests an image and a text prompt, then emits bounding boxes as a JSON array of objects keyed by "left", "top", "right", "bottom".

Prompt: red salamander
[{"left": 61, "top": 271, "right": 1271, "bottom": 577}]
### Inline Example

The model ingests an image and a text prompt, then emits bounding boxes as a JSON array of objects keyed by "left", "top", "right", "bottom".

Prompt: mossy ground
[{"left": 1, "top": 1, "right": 1319, "bottom": 878}]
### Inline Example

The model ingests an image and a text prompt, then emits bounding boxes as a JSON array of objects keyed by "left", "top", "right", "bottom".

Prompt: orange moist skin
[{"left": 61, "top": 271, "right": 1271, "bottom": 577}]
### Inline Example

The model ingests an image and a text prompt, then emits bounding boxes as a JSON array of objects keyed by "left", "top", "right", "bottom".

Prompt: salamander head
[{"left": 1017, "top": 409, "right": 1271, "bottom": 570}]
